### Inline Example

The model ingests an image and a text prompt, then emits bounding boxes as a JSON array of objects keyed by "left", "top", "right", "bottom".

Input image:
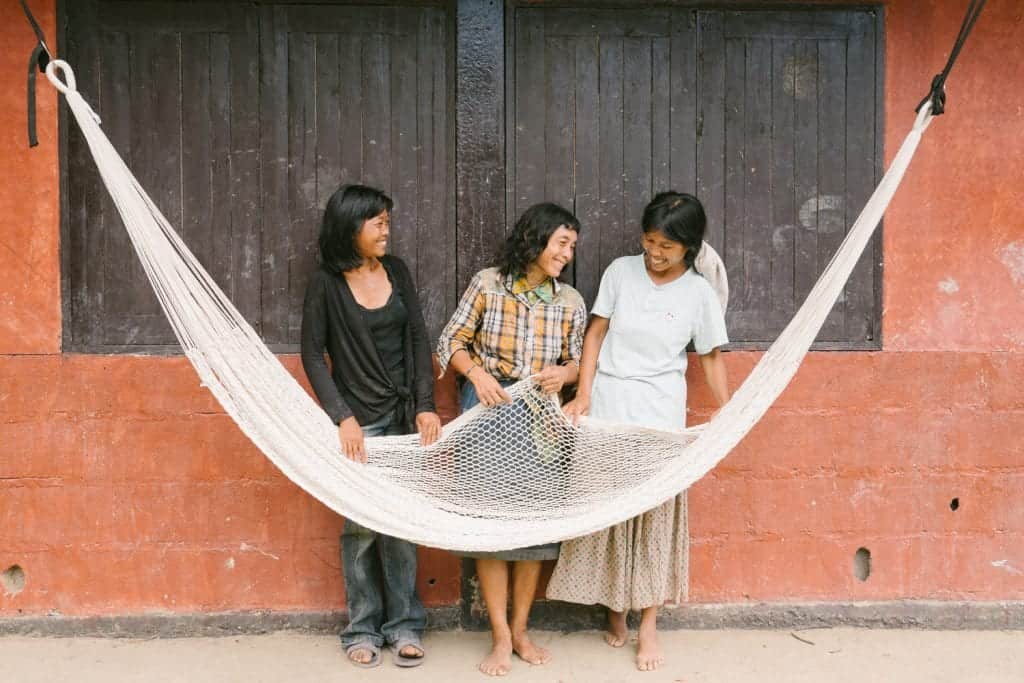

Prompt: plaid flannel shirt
[{"left": 437, "top": 268, "right": 587, "bottom": 380}]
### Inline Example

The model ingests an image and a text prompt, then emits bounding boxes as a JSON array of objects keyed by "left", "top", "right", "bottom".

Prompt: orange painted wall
[
  {"left": 882, "top": 0, "right": 1024, "bottom": 351},
  {"left": 0, "top": 0, "right": 61, "bottom": 354},
  {"left": 2, "top": 0, "right": 1023, "bottom": 617}
]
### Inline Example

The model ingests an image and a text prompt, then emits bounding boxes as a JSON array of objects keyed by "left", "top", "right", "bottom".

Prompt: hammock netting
[{"left": 46, "top": 59, "right": 935, "bottom": 552}]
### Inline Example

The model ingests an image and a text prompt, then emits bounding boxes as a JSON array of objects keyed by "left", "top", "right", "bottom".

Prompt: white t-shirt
[{"left": 590, "top": 255, "right": 729, "bottom": 430}]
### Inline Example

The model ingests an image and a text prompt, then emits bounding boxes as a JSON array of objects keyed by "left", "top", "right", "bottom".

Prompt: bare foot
[
  {"left": 399, "top": 644, "right": 424, "bottom": 658},
  {"left": 604, "top": 610, "right": 628, "bottom": 648},
  {"left": 636, "top": 624, "right": 664, "bottom": 672},
  {"left": 479, "top": 638, "right": 513, "bottom": 676},
  {"left": 511, "top": 631, "right": 551, "bottom": 665},
  {"left": 347, "top": 645, "right": 375, "bottom": 665}
]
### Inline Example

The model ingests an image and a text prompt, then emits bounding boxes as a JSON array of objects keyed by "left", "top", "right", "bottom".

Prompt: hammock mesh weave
[{"left": 46, "top": 59, "right": 934, "bottom": 552}]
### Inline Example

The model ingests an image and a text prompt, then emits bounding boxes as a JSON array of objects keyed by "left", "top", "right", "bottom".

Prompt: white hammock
[{"left": 46, "top": 59, "right": 934, "bottom": 552}]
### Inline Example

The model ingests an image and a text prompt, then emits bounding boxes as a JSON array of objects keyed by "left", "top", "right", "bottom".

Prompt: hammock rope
[
  {"left": 34, "top": 0, "right": 988, "bottom": 551},
  {"left": 43, "top": 53, "right": 936, "bottom": 551}
]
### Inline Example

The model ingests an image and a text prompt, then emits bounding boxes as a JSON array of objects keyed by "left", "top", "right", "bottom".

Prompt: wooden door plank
[{"left": 572, "top": 36, "right": 602, "bottom": 306}]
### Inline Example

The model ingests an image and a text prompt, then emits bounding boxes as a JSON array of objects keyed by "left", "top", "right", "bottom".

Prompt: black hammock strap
[
  {"left": 915, "top": 0, "right": 987, "bottom": 116},
  {"left": 21, "top": 0, "right": 53, "bottom": 148}
]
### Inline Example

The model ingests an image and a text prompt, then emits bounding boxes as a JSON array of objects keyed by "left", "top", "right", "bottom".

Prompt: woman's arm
[
  {"left": 300, "top": 273, "right": 366, "bottom": 461},
  {"left": 400, "top": 268, "right": 436, "bottom": 416},
  {"left": 562, "top": 315, "right": 609, "bottom": 424},
  {"left": 698, "top": 347, "right": 730, "bottom": 411},
  {"left": 536, "top": 299, "right": 588, "bottom": 394},
  {"left": 437, "top": 273, "right": 512, "bottom": 407},
  {"left": 436, "top": 272, "right": 484, "bottom": 373},
  {"left": 300, "top": 273, "right": 353, "bottom": 425},
  {"left": 694, "top": 277, "right": 730, "bottom": 418},
  {"left": 393, "top": 259, "right": 441, "bottom": 445}
]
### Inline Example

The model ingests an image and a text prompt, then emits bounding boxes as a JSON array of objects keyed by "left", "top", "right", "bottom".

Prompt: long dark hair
[
  {"left": 641, "top": 192, "right": 706, "bottom": 270},
  {"left": 318, "top": 184, "right": 394, "bottom": 274},
  {"left": 495, "top": 202, "right": 581, "bottom": 278}
]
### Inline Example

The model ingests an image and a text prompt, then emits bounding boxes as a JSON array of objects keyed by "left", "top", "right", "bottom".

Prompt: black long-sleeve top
[{"left": 300, "top": 256, "right": 436, "bottom": 432}]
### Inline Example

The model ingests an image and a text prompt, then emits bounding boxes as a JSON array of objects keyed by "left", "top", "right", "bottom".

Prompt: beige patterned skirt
[{"left": 546, "top": 492, "right": 688, "bottom": 612}]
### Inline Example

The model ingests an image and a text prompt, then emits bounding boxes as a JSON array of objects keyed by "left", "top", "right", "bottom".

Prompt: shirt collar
[{"left": 506, "top": 272, "right": 559, "bottom": 303}]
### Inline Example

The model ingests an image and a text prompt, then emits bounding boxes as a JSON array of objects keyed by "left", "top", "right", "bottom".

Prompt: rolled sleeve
[
  {"left": 436, "top": 272, "right": 485, "bottom": 375},
  {"left": 562, "top": 300, "right": 587, "bottom": 364}
]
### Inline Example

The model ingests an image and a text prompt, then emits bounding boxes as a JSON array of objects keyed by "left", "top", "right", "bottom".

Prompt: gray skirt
[
  {"left": 465, "top": 544, "right": 560, "bottom": 561},
  {"left": 454, "top": 379, "right": 561, "bottom": 561}
]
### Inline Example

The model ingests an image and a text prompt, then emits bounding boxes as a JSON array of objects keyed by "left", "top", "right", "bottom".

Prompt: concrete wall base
[{"left": 3, "top": 602, "right": 1023, "bottom": 638}]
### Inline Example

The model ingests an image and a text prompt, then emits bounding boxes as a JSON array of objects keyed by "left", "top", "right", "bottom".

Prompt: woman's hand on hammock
[
  {"left": 416, "top": 411, "right": 442, "bottom": 446},
  {"left": 469, "top": 369, "right": 512, "bottom": 407},
  {"left": 534, "top": 365, "right": 570, "bottom": 394},
  {"left": 562, "top": 394, "right": 590, "bottom": 426},
  {"left": 338, "top": 417, "right": 368, "bottom": 463}
]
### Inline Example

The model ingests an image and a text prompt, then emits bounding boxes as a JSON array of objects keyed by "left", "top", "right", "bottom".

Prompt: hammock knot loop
[
  {"left": 46, "top": 60, "right": 102, "bottom": 125},
  {"left": 919, "top": 74, "right": 947, "bottom": 116},
  {"left": 45, "top": 59, "right": 77, "bottom": 95}
]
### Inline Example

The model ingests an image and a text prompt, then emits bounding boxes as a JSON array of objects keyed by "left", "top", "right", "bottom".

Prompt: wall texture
[{"left": 1, "top": 0, "right": 1022, "bottom": 620}]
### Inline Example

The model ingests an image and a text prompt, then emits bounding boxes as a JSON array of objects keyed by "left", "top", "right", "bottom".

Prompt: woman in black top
[{"left": 301, "top": 184, "right": 440, "bottom": 669}]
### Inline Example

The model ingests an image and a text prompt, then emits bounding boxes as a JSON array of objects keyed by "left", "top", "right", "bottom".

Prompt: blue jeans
[{"left": 340, "top": 411, "right": 426, "bottom": 649}]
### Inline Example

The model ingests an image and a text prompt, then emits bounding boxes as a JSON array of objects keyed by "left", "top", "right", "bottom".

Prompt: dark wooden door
[
  {"left": 508, "top": 7, "right": 881, "bottom": 348},
  {"left": 65, "top": 2, "right": 260, "bottom": 349},
  {"left": 698, "top": 10, "right": 879, "bottom": 345},
  {"left": 509, "top": 8, "right": 691, "bottom": 307},
  {"left": 63, "top": 1, "right": 454, "bottom": 351},
  {"left": 260, "top": 5, "right": 453, "bottom": 345},
  {"left": 64, "top": 2, "right": 878, "bottom": 351}
]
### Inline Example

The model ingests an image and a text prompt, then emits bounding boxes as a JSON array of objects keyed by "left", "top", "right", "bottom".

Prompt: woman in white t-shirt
[{"left": 547, "top": 192, "right": 730, "bottom": 672}]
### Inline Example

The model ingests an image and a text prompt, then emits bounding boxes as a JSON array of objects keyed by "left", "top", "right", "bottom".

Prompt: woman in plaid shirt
[{"left": 437, "top": 202, "right": 587, "bottom": 676}]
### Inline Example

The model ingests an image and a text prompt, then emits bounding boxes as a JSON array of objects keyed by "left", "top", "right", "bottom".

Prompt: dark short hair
[
  {"left": 318, "top": 184, "right": 394, "bottom": 274},
  {"left": 641, "top": 192, "right": 706, "bottom": 270},
  {"left": 496, "top": 202, "right": 581, "bottom": 278}
]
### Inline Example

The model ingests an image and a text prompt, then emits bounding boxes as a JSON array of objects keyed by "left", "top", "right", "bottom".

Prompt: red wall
[{"left": 2, "top": 0, "right": 1022, "bottom": 617}]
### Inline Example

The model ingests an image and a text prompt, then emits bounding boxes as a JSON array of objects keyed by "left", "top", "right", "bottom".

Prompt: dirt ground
[{"left": 2, "top": 627, "right": 1022, "bottom": 682}]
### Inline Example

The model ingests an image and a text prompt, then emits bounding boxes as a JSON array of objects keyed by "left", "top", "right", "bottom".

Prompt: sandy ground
[{"left": 2, "top": 628, "right": 1022, "bottom": 682}]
